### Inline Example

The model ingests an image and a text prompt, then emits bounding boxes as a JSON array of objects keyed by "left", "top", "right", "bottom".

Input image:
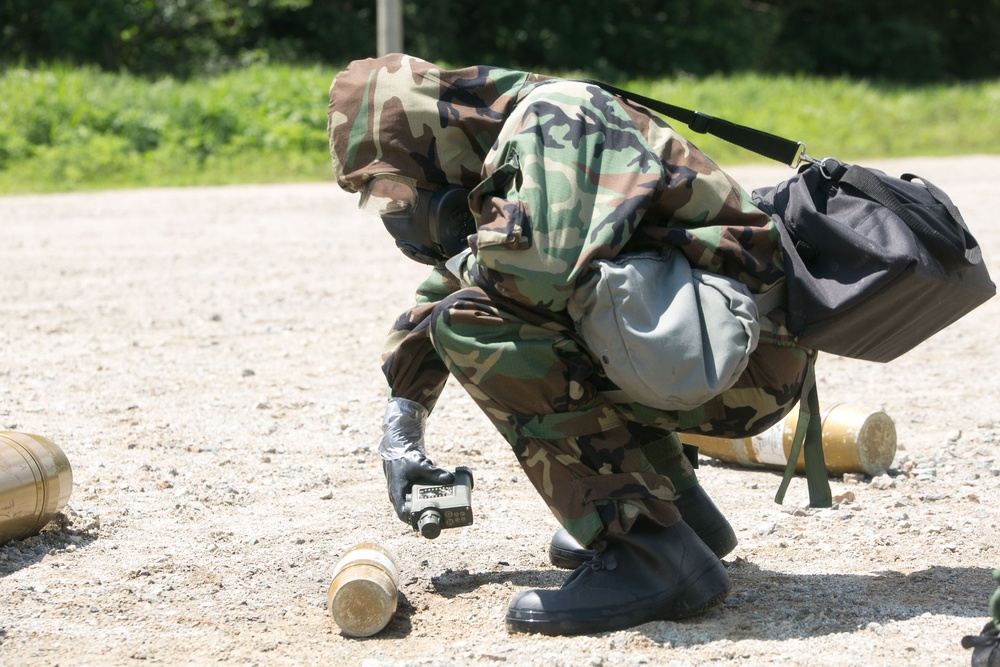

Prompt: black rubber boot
[
  {"left": 963, "top": 621, "right": 1000, "bottom": 667},
  {"left": 508, "top": 519, "right": 731, "bottom": 636},
  {"left": 548, "top": 484, "right": 738, "bottom": 569}
]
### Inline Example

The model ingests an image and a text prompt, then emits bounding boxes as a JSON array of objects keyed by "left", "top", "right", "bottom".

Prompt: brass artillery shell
[
  {"left": 0, "top": 432, "right": 73, "bottom": 545},
  {"left": 680, "top": 403, "right": 897, "bottom": 476},
  {"left": 327, "top": 542, "right": 400, "bottom": 637}
]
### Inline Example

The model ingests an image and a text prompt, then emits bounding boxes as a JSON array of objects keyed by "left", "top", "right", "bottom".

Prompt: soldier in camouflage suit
[{"left": 328, "top": 54, "right": 811, "bottom": 636}]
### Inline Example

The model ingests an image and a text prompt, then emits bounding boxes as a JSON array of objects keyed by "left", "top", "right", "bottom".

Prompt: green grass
[
  {"left": 625, "top": 73, "right": 1000, "bottom": 165},
  {"left": 0, "top": 64, "right": 334, "bottom": 194},
  {"left": 1, "top": 64, "right": 998, "bottom": 194}
]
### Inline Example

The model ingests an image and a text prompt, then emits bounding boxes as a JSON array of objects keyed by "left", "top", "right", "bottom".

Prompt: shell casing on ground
[
  {"left": 680, "top": 404, "right": 897, "bottom": 476},
  {"left": 327, "top": 542, "right": 400, "bottom": 637},
  {"left": 0, "top": 431, "right": 73, "bottom": 545}
]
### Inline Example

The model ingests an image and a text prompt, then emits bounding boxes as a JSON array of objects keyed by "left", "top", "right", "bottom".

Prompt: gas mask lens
[{"left": 359, "top": 176, "right": 418, "bottom": 217}]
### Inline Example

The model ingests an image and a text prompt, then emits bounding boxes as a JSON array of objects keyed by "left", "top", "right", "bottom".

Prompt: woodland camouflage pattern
[{"left": 328, "top": 54, "right": 809, "bottom": 547}]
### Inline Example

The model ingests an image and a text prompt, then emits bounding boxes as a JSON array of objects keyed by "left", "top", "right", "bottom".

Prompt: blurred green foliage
[
  {"left": 1, "top": 63, "right": 996, "bottom": 194},
  {"left": 626, "top": 74, "right": 1000, "bottom": 164},
  {"left": 0, "top": 64, "right": 331, "bottom": 191},
  {"left": 1, "top": 0, "right": 997, "bottom": 82},
  {"left": 1, "top": 1, "right": 996, "bottom": 193}
]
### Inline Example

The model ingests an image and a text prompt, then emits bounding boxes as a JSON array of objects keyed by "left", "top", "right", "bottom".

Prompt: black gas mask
[{"left": 359, "top": 175, "right": 476, "bottom": 265}]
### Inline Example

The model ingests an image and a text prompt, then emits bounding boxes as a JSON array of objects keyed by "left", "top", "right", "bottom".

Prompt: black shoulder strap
[{"left": 579, "top": 79, "right": 808, "bottom": 167}]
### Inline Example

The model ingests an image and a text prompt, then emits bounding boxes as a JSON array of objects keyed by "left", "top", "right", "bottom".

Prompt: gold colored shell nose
[{"left": 0, "top": 431, "right": 73, "bottom": 545}]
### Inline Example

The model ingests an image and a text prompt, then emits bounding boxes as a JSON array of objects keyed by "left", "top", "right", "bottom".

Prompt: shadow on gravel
[
  {"left": 0, "top": 516, "right": 99, "bottom": 579},
  {"left": 639, "top": 558, "right": 996, "bottom": 646},
  {"left": 363, "top": 559, "right": 996, "bottom": 643},
  {"left": 369, "top": 592, "right": 415, "bottom": 639},
  {"left": 342, "top": 567, "right": 566, "bottom": 640},
  {"left": 430, "top": 566, "right": 566, "bottom": 597}
]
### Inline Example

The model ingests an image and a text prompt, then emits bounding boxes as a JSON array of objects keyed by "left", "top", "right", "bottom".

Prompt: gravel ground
[{"left": 1, "top": 156, "right": 998, "bottom": 666}]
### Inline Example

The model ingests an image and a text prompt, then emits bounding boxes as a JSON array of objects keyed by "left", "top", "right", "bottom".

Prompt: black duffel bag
[
  {"left": 581, "top": 79, "right": 996, "bottom": 507},
  {"left": 580, "top": 79, "right": 996, "bottom": 364},
  {"left": 752, "top": 158, "right": 996, "bottom": 362}
]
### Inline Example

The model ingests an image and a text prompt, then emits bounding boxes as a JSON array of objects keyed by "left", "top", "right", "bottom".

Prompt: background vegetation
[
  {"left": 0, "top": 64, "right": 327, "bottom": 192},
  {"left": 1, "top": 0, "right": 997, "bottom": 193},
  {"left": 3, "top": 0, "right": 998, "bottom": 82},
  {"left": 1, "top": 64, "right": 996, "bottom": 194}
]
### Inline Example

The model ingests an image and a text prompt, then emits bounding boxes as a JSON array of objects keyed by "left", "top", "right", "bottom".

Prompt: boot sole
[{"left": 506, "top": 559, "right": 730, "bottom": 636}]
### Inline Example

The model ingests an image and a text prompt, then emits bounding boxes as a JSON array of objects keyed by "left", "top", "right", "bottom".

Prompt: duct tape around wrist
[{"left": 379, "top": 397, "right": 428, "bottom": 461}]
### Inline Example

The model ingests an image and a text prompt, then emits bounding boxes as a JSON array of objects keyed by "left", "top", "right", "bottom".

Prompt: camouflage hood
[
  {"left": 329, "top": 54, "right": 783, "bottom": 311},
  {"left": 327, "top": 53, "right": 548, "bottom": 193}
]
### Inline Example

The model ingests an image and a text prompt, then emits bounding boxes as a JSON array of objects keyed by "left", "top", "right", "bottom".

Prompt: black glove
[{"left": 379, "top": 397, "right": 454, "bottom": 522}]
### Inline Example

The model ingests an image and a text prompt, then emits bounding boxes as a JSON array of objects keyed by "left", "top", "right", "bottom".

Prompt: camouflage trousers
[{"left": 429, "top": 286, "right": 810, "bottom": 548}]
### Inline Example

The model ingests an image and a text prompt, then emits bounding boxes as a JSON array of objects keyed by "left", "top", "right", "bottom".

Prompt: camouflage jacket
[{"left": 328, "top": 54, "right": 784, "bottom": 410}]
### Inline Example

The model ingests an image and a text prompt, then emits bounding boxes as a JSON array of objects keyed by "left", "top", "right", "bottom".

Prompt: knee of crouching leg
[{"left": 427, "top": 291, "right": 465, "bottom": 358}]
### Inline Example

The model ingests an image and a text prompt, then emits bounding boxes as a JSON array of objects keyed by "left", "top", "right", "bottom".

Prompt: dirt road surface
[{"left": 1, "top": 156, "right": 998, "bottom": 666}]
